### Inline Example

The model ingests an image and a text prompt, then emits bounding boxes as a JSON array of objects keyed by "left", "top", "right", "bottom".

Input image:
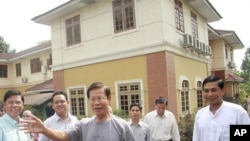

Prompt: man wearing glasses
[{"left": 20, "top": 82, "right": 135, "bottom": 141}]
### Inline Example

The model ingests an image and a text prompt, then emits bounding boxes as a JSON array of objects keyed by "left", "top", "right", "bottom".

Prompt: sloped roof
[
  {"left": 33, "top": 0, "right": 221, "bottom": 25},
  {"left": 26, "top": 79, "right": 53, "bottom": 92},
  {"left": 208, "top": 25, "right": 244, "bottom": 49},
  {"left": 0, "top": 53, "right": 15, "bottom": 60},
  {"left": 225, "top": 73, "right": 243, "bottom": 82},
  {"left": 0, "top": 41, "right": 51, "bottom": 62},
  {"left": 24, "top": 93, "right": 53, "bottom": 106},
  {"left": 32, "top": 0, "right": 94, "bottom": 25},
  {"left": 186, "top": 0, "right": 222, "bottom": 22}
]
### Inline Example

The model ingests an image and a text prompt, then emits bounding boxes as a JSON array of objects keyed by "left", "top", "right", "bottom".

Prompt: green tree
[
  {"left": 240, "top": 47, "right": 250, "bottom": 81},
  {"left": 0, "top": 36, "right": 16, "bottom": 53},
  {"left": 37, "top": 40, "right": 50, "bottom": 45}
]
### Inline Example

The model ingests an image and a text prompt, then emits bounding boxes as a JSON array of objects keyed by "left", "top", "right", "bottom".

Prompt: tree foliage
[
  {"left": 37, "top": 40, "right": 50, "bottom": 45},
  {"left": 0, "top": 36, "right": 16, "bottom": 53},
  {"left": 239, "top": 47, "right": 250, "bottom": 101},
  {"left": 240, "top": 47, "right": 250, "bottom": 81}
]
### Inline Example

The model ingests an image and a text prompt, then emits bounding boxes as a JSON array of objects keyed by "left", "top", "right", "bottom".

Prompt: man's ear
[
  {"left": 221, "top": 87, "right": 226, "bottom": 96},
  {"left": 107, "top": 95, "right": 111, "bottom": 101}
]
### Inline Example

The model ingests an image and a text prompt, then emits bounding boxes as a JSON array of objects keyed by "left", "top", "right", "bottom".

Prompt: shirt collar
[
  {"left": 3, "top": 114, "right": 19, "bottom": 127},
  {"left": 154, "top": 110, "right": 167, "bottom": 118},
  {"left": 54, "top": 112, "right": 71, "bottom": 121},
  {"left": 128, "top": 120, "right": 143, "bottom": 127}
]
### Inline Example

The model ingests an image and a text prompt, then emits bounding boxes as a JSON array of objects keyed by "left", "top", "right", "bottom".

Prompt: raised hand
[{"left": 19, "top": 115, "right": 46, "bottom": 133}]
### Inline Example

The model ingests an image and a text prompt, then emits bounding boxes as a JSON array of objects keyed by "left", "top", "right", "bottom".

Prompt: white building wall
[{"left": 51, "top": 0, "right": 210, "bottom": 71}]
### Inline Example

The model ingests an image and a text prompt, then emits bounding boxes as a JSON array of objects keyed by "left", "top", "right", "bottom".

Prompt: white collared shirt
[
  {"left": 193, "top": 101, "right": 250, "bottom": 141},
  {"left": 38, "top": 112, "right": 79, "bottom": 141},
  {"left": 144, "top": 110, "right": 180, "bottom": 141}
]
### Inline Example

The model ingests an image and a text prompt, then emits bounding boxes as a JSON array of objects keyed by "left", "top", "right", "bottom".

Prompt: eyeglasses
[{"left": 89, "top": 97, "right": 107, "bottom": 102}]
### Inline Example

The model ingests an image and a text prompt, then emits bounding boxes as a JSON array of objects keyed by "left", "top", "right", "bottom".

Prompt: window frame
[
  {"left": 196, "top": 81, "right": 203, "bottom": 108},
  {"left": 181, "top": 80, "right": 190, "bottom": 113},
  {"left": 65, "top": 15, "right": 81, "bottom": 47},
  {"left": 112, "top": 0, "right": 136, "bottom": 33},
  {"left": 191, "top": 12, "right": 198, "bottom": 39},
  {"left": 68, "top": 86, "right": 88, "bottom": 118},
  {"left": 30, "top": 58, "right": 41, "bottom": 73},
  {"left": 16, "top": 63, "right": 21, "bottom": 77},
  {"left": 0, "top": 65, "right": 8, "bottom": 78},
  {"left": 115, "top": 79, "right": 144, "bottom": 116},
  {"left": 175, "top": 0, "right": 184, "bottom": 32}
]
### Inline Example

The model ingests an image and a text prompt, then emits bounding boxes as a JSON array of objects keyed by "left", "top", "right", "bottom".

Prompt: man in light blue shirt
[
  {"left": 128, "top": 102, "right": 150, "bottom": 141},
  {"left": 0, "top": 89, "right": 30, "bottom": 141}
]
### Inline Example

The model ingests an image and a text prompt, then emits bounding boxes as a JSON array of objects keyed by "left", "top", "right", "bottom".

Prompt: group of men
[{"left": 0, "top": 75, "right": 250, "bottom": 141}]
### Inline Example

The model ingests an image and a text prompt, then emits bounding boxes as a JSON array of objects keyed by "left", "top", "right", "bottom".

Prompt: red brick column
[{"left": 146, "top": 51, "right": 177, "bottom": 117}]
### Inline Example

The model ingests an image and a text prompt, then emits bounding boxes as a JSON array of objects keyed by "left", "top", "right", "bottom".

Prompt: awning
[
  {"left": 24, "top": 93, "right": 53, "bottom": 106},
  {"left": 26, "top": 79, "right": 53, "bottom": 93},
  {"left": 225, "top": 73, "right": 243, "bottom": 82}
]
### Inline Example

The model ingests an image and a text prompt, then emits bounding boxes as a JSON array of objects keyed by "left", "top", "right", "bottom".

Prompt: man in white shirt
[
  {"left": 144, "top": 96, "right": 180, "bottom": 141},
  {"left": 192, "top": 75, "right": 250, "bottom": 141},
  {"left": 38, "top": 91, "right": 79, "bottom": 141}
]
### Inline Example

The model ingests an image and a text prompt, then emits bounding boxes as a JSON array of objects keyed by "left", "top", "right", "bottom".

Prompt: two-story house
[
  {"left": 208, "top": 25, "right": 244, "bottom": 97},
  {"left": 0, "top": 42, "right": 53, "bottom": 118},
  {"left": 31, "top": 0, "right": 223, "bottom": 118}
]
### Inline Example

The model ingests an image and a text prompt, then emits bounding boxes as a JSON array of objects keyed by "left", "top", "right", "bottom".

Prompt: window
[
  {"left": 118, "top": 82, "right": 141, "bottom": 115},
  {"left": 47, "top": 54, "right": 52, "bottom": 70},
  {"left": 191, "top": 12, "right": 198, "bottom": 38},
  {"left": 181, "top": 80, "right": 189, "bottom": 113},
  {"left": 230, "top": 49, "right": 233, "bottom": 61},
  {"left": 65, "top": 15, "right": 81, "bottom": 46},
  {"left": 69, "top": 88, "right": 86, "bottom": 118},
  {"left": 225, "top": 45, "right": 228, "bottom": 59},
  {"left": 197, "top": 81, "right": 203, "bottom": 108},
  {"left": 112, "top": 0, "right": 136, "bottom": 33},
  {"left": 16, "top": 63, "right": 21, "bottom": 77},
  {"left": 30, "top": 58, "right": 41, "bottom": 73},
  {"left": 0, "top": 65, "right": 7, "bottom": 78},
  {"left": 175, "top": 0, "right": 184, "bottom": 32}
]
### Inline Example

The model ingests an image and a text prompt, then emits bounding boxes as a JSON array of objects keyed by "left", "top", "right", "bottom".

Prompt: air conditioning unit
[
  {"left": 21, "top": 77, "right": 28, "bottom": 83},
  {"left": 228, "top": 61, "right": 235, "bottom": 68},
  {"left": 205, "top": 45, "right": 212, "bottom": 56},
  {"left": 199, "top": 42, "right": 206, "bottom": 53},
  {"left": 183, "top": 34, "right": 194, "bottom": 47},
  {"left": 193, "top": 38, "right": 200, "bottom": 51}
]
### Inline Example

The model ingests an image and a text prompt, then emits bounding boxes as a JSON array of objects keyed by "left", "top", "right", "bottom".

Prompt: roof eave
[
  {"left": 187, "top": 0, "right": 222, "bottom": 22},
  {"left": 32, "top": 0, "right": 98, "bottom": 25},
  {"left": 9, "top": 46, "right": 51, "bottom": 61},
  {"left": 208, "top": 26, "right": 244, "bottom": 49},
  {"left": 220, "top": 32, "right": 244, "bottom": 49}
]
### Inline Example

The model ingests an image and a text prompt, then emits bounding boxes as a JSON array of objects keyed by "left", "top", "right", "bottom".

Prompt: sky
[{"left": 0, "top": 0, "right": 249, "bottom": 70}]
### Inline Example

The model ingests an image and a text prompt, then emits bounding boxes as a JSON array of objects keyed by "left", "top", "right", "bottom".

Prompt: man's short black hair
[
  {"left": 130, "top": 102, "right": 142, "bottom": 111},
  {"left": 155, "top": 96, "right": 168, "bottom": 105},
  {"left": 202, "top": 75, "right": 224, "bottom": 90},
  {"left": 3, "top": 89, "right": 24, "bottom": 103},
  {"left": 52, "top": 90, "right": 68, "bottom": 102},
  {"left": 87, "top": 82, "right": 110, "bottom": 98}
]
